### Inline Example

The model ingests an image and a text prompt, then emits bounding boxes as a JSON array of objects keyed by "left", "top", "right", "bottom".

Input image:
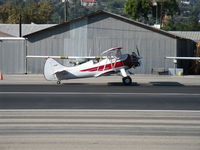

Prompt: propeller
[{"left": 128, "top": 46, "right": 144, "bottom": 74}]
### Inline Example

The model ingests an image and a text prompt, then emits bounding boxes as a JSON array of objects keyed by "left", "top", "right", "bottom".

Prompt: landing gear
[
  {"left": 120, "top": 68, "right": 132, "bottom": 85},
  {"left": 122, "top": 76, "right": 132, "bottom": 85},
  {"left": 57, "top": 80, "right": 61, "bottom": 85}
]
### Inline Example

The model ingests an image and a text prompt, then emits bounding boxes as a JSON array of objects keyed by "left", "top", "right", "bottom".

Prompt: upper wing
[
  {"left": 27, "top": 47, "right": 123, "bottom": 60},
  {"left": 27, "top": 55, "right": 106, "bottom": 59},
  {"left": 101, "top": 47, "right": 122, "bottom": 56}
]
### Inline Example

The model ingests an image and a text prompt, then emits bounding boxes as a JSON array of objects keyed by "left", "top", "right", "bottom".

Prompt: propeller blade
[
  {"left": 139, "top": 58, "right": 145, "bottom": 73},
  {"left": 127, "top": 67, "right": 135, "bottom": 74},
  {"left": 136, "top": 46, "right": 140, "bottom": 56}
]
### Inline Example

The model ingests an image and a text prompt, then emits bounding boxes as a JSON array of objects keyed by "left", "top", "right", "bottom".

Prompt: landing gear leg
[
  {"left": 122, "top": 76, "right": 132, "bottom": 85},
  {"left": 120, "top": 68, "right": 132, "bottom": 85},
  {"left": 57, "top": 80, "right": 61, "bottom": 85}
]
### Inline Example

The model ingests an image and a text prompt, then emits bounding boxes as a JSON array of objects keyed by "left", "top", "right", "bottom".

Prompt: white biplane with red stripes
[{"left": 27, "top": 47, "right": 142, "bottom": 85}]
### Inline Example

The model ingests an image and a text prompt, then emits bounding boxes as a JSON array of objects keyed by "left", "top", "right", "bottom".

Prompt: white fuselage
[
  {"left": 44, "top": 54, "right": 130, "bottom": 81},
  {"left": 62, "top": 54, "right": 129, "bottom": 79}
]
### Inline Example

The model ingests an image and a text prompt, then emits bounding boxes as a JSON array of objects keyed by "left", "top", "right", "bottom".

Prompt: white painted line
[
  {"left": 0, "top": 92, "right": 200, "bottom": 96},
  {"left": 0, "top": 109, "right": 200, "bottom": 113}
]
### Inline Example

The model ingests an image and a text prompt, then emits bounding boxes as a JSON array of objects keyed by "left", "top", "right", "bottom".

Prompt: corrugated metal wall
[
  {"left": 87, "top": 14, "right": 176, "bottom": 74},
  {"left": 25, "top": 13, "right": 194, "bottom": 74},
  {"left": 0, "top": 38, "right": 26, "bottom": 74},
  {"left": 27, "top": 26, "right": 68, "bottom": 73},
  {"left": 26, "top": 20, "right": 90, "bottom": 73},
  {"left": 64, "top": 19, "right": 88, "bottom": 57}
]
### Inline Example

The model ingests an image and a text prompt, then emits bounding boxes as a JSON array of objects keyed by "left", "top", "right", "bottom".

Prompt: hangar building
[
  {"left": 25, "top": 11, "right": 195, "bottom": 74},
  {"left": 1, "top": 11, "right": 196, "bottom": 74}
]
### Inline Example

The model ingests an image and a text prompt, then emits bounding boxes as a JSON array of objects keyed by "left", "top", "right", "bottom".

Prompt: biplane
[{"left": 27, "top": 47, "right": 142, "bottom": 85}]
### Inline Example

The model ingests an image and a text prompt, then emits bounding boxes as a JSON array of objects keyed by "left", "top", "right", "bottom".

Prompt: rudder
[{"left": 44, "top": 58, "right": 65, "bottom": 81}]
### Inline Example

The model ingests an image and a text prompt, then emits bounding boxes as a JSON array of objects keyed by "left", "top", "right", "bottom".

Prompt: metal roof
[
  {"left": 0, "top": 24, "right": 56, "bottom": 37},
  {"left": 0, "top": 31, "right": 15, "bottom": 37},
  {"left": 24, "top": 10, "right": 191, "bottom": 41},
  {"left": 169, "top": 31, "right": 200, "bottom": 42}
]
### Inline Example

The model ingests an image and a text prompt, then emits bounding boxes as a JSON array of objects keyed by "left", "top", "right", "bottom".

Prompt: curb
[{"left": 0, "top": 74, "right": 200, "bottom": 86}]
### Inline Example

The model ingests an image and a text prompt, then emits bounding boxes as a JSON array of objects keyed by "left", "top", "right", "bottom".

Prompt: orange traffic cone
[{"left": 0, "top": 72, "right": 3, "bottom": 80}]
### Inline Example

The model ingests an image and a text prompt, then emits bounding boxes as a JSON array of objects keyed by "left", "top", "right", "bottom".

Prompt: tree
[
  {"left": 0, "top": 1, "right": 53, "bottom": 24},
  {"left": 101, "top": 0, "right": 125, "bottom": 15},
  {"left": 159, "top": 0, "right": 179, "bottom": 25},
  {"left": 162, "top": 18, "right": 200, "bottom": 31},
  {"left": 161, "top": 0, "right": 200, "bottom": 31},
  {"left": 64, "top": 0, "right": 90, "bottom": 21},
  {"left": 162, "top": 0, "right": 179, "bottom": 17},
  {"left": 124, "top": 0, "right": 139, "bottom": 20},
  {"left": 0, "top": 2, "right": 21, "bottom": 23},
  {"left": 124, "top": 0, "right": 152, "bottom": 22},
  {"left": 0, "top": 0, "right": 6, "bottom": 5},
  {"left": 124, "top": 0, "right": 179, "bottom": 25},
  {"left": 24, "top": 1, "right": 53, "bottom": 24},
  {"left": 190, "top": 0, "right": 200, "bottom": 23}
]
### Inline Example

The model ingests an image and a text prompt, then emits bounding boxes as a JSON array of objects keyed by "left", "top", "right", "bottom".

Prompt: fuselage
[
  {"left": 29, "top": 46, "right": 141, "bottom": 84},
  {"left": 60, "top": 54, "right": 133, "bottom": 79}
]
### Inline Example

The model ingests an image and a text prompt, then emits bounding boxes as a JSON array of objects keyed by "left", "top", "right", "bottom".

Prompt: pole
[
  {"left": 160, "top": 0, "right": 164, "bottom": 27},
  {"left": 156, "top": 3, "right": 158, "bottom": 24},
  {"left": 64, "top": 0, "right": 67, "bottom": 22},
  {"left": 153, "top": 0, "right": 158, "bottom": 24},
  {"left": 19, "top": 13, "right": 22, "bottom": 37},
  {"left": 25, "top": 38, "right": 28, "bottom": 74},
  {"left": 173, "top": 59, "right": 177, "bottom": 75}
]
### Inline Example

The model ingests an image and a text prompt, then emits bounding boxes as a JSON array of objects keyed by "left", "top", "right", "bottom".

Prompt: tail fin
[{"left": 44, "top": 58, "right": 65, "bottom": 81}]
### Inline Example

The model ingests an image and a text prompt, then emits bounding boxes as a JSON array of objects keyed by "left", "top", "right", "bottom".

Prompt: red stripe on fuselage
[
  {"left": 80, "top": 55, "right": 133, "bottom": 72},
  {"left": 80, "top": 61, "right": 123, "bottom": 72}
]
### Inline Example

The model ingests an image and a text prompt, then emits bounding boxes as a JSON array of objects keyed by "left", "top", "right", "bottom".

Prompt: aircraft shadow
[
  {"left": 150, "top": 82, "right": 184, "bottom": 86},
  {"left": 62, "top": 83, "right": 93, "bottom": 86},
  {"left": 61, "top": 82, "right": 184, "bottom": 86},
  {"left": 107, "top": 82, "right": 184, "bottom": 86},
  {"left": 107, "top": 82, "right": 140, "bottom": 86}
]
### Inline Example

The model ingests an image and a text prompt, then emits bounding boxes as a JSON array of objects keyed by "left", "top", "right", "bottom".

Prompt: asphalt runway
[
  {"left": 0, "top": 85, "right": 200, "bottom": 110},
  {"left": 0, "top": 110, "right": 199, "bottom": 150},
  {"left": 0, "top": 85, "right": 200, "bottom": 150}
]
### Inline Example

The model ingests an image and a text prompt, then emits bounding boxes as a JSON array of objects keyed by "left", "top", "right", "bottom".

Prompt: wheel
[
  {"left": 57, "top": 80, "right": 61, "bottom": 85},
  {"left": 122, "top": 76, "right": 132, "bottom": 85}
]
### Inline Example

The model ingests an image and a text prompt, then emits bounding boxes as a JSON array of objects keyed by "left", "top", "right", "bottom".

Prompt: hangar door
[{"left": 0, "top": 38, "right": 26, "bottom": 74}]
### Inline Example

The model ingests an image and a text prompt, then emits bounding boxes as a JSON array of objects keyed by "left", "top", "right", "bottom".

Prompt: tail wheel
[{"left": 122, "top": 76, "right": 132, "bottom": 85}]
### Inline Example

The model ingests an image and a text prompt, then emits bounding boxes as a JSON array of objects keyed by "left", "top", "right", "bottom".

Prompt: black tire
[
  {"left": 122, "top": 76, "right": 132, "bottom": 85},
  {"left": 57, "top": 80, "right": 61, "bottom": 85}
]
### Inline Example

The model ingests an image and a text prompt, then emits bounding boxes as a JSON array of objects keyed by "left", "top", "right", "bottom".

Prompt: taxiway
[{"left": 0, "top": 85, "right": 200, "bottom": 110}]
